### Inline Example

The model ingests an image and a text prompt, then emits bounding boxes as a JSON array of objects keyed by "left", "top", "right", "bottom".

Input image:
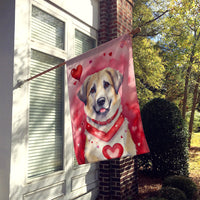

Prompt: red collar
[
  {"left": 91, "top": 109, "right": 119, "bottom": 125},
  {"left": 86, "top": 113, "right": 124, "bottom": 142}
]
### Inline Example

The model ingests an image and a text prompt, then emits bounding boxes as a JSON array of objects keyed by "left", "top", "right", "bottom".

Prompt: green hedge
[
  {"left": 141, "top": 98, "right": 189, "bottom": 177},
  {"left": 159, "top": 186, "right": 187, "bottom": 200},
  {"left": 163, "top": 176, "right": 198, "bottom": 200}
]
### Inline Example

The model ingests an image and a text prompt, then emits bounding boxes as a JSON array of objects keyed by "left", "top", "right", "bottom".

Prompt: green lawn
[
  {"left": 189, "top": 132, "right": 200, "bottom": 172},
  {"left": 191, "top": 132, "right": 200, "bottom": 147},
  {"left": 189, "top": 132, "right": 200, "bottom": 189}
]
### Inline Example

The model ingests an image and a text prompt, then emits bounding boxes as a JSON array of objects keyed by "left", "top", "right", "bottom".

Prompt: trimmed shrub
[
  {"left": 163, "top": 175, "right": 198, "bottom": 200},
  {"left": 159, "top": 186, "right": 187, "bottom": 200},
  {"left": 141, "top": 98, "right": 189, "bottom": 177}
]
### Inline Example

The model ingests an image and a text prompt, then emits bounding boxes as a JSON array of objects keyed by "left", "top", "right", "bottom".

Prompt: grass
[
  {"left": 190, "top": 132, "right": 200, "bottom": 147},
  {"left": 189, "top": 132, "right": 200, "bottom": 190}
]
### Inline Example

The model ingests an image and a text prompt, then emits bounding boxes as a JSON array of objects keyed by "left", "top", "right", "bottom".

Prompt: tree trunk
[
  {"left": 182, "top": 32, "right": 199, "bottom": 119},
  {"left": 197, "top": 92, "right": 200, "bottom": 109},
  {"left": 188, "top": 73, "right": 200, "bottom": 147},
  {"left": 182, "top": 65, "right": 192, "bottom": 119}
]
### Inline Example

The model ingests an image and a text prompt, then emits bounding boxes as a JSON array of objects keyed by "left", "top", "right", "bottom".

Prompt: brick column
[
  {"left": 98, "top": 0, "right": 134, "bottom": 45},
  {"left": 98, "top": 0, "right": 139, "bottom": 199}
]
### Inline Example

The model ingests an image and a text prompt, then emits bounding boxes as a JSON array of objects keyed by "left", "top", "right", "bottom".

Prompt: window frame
[
  {"left": 12, "top": 0, "right": 99, "bottom": 199},
  {"left": 27, "top": 3, "right": 67, "bottom": 182},
  {"left": 26, "top": 0, "right": 98, "bottom": 183}
]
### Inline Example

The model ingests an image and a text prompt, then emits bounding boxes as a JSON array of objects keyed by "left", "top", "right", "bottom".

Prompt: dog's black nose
[{"left": 97, "top": 97, "right": 105, "bottom": 106}]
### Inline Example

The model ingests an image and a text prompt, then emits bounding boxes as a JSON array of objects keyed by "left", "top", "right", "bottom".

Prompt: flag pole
[
  {"left": 15, "top": 28, "right": 141, "bottom": 89},
  {"left": 15, "top": 61, "right": 67, "bottom": 88},
  {"left": 130, "top": 27, "right": 141, "bottom": 38}
]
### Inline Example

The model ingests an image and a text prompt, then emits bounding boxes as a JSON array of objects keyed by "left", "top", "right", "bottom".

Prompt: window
[
  {"left": 31, "top": 6, "right": 65, "bottom": 50},
  {"left": 28, "top": 5, "right": 97, "bottom": 177},
  {"left": 75, "top": 29, "right": 96, "bottom": 56},
  {"left": 28, "top": 6, "right": 65, "bottom": 178},
  {"left": 12, "top": 1, "right": 99, "bottom": 199}
]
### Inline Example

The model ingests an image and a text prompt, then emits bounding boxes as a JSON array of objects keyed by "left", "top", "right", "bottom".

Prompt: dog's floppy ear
[
  {"left": 77, "top": 76, "right": 90, "bottom": 105},
  {"left": 106, "top": 67, "right": 123, "bottom": 94}
]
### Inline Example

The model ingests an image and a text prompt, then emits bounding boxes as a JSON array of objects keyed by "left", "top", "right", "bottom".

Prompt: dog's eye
[
  {"left": 104, "top": 81, "right": 110, "bottom": 89},
  {"left": 90, "top": 86, "right": 96, "bottom": 94}
]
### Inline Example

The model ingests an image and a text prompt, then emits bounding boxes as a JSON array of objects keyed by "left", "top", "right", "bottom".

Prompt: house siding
[{"left": 0, "top": 0, "right": 15, "bottom": 199}]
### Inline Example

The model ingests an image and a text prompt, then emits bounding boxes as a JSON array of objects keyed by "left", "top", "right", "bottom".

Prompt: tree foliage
[
  {"left": 132, "top": 0, "right": 200, "bottom": 146},
  {"left": 132, "top": 0, "right": 165, "bottom": 107},
  {"left": 162, "top": 0, "right": 200, "bottom": 117},
  {"left": 133, "top": 37, "right": 165, "bottom": 107},
  {"left": 161, "top": 0, "right": 200, "bottom": 144}
]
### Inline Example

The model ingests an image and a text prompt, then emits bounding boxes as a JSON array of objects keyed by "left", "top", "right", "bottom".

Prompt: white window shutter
[
  {"left": 75, "top": 29, "right": 96, "bottom": 56},
  {"left": 28, "top": 6, "right": 65, "bottom": 178},
  {"left": 28, "top": 50, "right": 64, "bottom": 178},
  {"left": 32, "top": 6, "right": 64, "bottom": 50}
]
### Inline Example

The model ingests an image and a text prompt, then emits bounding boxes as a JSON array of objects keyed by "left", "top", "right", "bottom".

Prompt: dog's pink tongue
[{"left": 100, "top": 108, "right": 106, "bottom": 113}]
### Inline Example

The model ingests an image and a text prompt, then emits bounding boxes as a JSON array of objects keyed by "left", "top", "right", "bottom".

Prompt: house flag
[{"left": 66, "top": 34, "right": 149, "bottom": 164}]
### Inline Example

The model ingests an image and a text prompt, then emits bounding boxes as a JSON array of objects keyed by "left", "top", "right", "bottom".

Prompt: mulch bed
[{"left": 137, "top": 172, "right": 162, "bottom": 200}]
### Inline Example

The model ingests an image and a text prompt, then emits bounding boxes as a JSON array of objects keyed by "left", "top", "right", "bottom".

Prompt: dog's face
[{"left": 77, "top": 67, "right": 123, "bottom": 121}]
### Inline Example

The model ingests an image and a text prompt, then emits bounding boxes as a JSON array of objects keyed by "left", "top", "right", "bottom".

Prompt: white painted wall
[
  {"left": 0, "top": 0, "right": 15, "bottom": 199},
  {"left": 49, "top": 0, "right": 99, "bottom": 30}
]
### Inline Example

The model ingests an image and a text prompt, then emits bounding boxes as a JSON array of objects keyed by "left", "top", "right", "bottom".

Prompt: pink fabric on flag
[{"left": 67, "top": 34, "right": 149, "bottom": 164}]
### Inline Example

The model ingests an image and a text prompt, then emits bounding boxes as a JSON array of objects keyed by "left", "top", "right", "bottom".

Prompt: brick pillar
[
  {"left": 98, "top": 0, "right": 134, "bottom": 45},
  {"left": 98, "top": 0, "right": 139, "bottom": 199}
]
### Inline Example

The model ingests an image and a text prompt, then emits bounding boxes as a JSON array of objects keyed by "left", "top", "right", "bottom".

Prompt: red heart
[
  {"left": 71, "top": 65, "right": 82, "bottom": 81},
  {"left": 109, "top": 52, "right": 112, "bottom": 56},
  {"left": 102, "top": 143, "right": 124, "bottom": 159}
]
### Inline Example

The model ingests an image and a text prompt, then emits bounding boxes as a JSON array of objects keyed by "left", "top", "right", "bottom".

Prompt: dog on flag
[{"left": 77, "top": 67, "right": 136, "bottom": 163}]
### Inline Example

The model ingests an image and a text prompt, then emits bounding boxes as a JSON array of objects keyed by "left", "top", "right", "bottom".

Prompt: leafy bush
[
  {"left": 162, "top": 175, "right": 198, "bottom": 200},
  {"left": 141, "top": 98, "right": 189, "bottom": 177},
  {"left": 159, "top": 186, "right": 187, "bottom": 200}
]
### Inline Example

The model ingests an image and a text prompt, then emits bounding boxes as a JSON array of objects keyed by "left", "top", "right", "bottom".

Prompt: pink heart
[
  {"left": 71, "top": 65, "right": 82, "bottom": 81},
  {"left": 102, "top": 143, "right": 124, "bottom": 159}
]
